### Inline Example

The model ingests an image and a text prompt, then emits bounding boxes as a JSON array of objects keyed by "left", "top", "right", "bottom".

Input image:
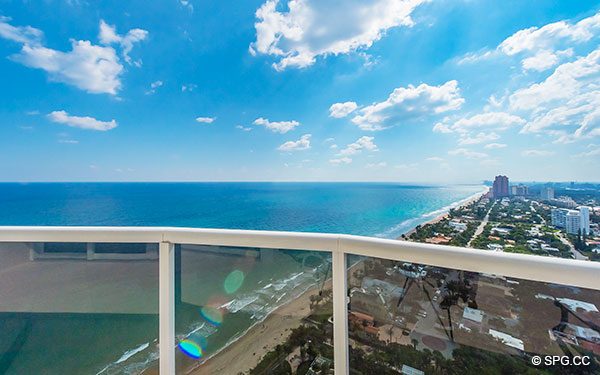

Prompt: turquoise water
[
  {"left": 0, "top": 183, "right": 484, "bottom": 374},
  {"left": 0, "top": 183, "right": 483, "bottom": 238}
]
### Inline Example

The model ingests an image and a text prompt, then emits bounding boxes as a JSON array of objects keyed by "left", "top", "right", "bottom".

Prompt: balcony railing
[{"left": 0, "top": 226, "right": 598, "bottom": 374}]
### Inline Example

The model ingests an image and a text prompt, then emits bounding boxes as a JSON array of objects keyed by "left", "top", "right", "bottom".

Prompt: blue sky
[{"left": 1, "top": 0, "right": 599, "bottom": 182}]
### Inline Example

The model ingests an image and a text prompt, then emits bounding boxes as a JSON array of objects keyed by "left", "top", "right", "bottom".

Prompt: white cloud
[
  {"left": 250, "top": 0, "right": 427, "bottom": 70},
  {"left": 236, "top": 125, "right": 253, "bottom": 131},
  {"left": 179, "top": 0, "right": 194, "bottom": 12},
  {"left": 329, "top": 157, "right": 352, "bottom": 165},
  {"left": 58, "top": 139, "right": 79, "bottom": 144},
  {"left": 329, "top": 144, "right": 338, "bottom": 149},
  {"left": 499, "top": 12, "right": 600, "bottom": 56},
  {"left": 521, "top": 149, "right": 555, "bottom": 156},
  {"left": 510, "top": 48, "right": 600, "bottom": 111},
  {"left": 425, "top": 156, "right": 444, "bottom": 162},
  {"left": 2, "top": 19, "right": 146, "bottom": 95},
  {"left": 338, "top": 136, "right": 378, "bottom": 156},
  {"left": 0, "top": 16, "right": 43, "bottom": 45},
  {"left": 366, "top": 161, "right": 387, "bottom": 169},
  {"left": 448, "top": 148, "right": 488, "bottom": 159},
  {"left": 439, "top": 112, "right": 526, "bottom": 134},
  {"left": 351, "top": 80, "right": 464, "bottom": 131},
  {"left": 278, "top": 134, "right": 311, "bottom": 151},
  {"left": 458, "top": 132, "right": 499, "bottom": 145},
  {"left": 11, "top": 41, "right": 123, "bottom": 95},
  {"left": 521, "top": 49, "right": 559, "bottom": 71},
  {"left": 47, "top": 110, "right": 117, "bottom": 131},
  {"left": 574, "top": 144, "right": 600, "bottom": 158},
  {"left": 329, "top": 101, "right": 358, "bottom": 118},
  {"left": 181, "top": 83, "right": 197, "bottom": 92},
  {"left": 253, "top": 117, "right": 300, "bottom": 133},
  {"left": 145, "top": 80, "right": 163, "bottom": 95},
  {"left": 196, "top": 116, "right": 216, "bottom": 124},
  {"left": 484, "top": 143, "right": 507, "bottom": 149},
  {"left": 98, "top": 20, "right": 148, "bottom": 66}
]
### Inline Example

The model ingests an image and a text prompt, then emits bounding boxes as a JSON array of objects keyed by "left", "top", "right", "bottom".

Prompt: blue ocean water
[{"left": 0, "top": 183, "right": 484, "bottom": 238}]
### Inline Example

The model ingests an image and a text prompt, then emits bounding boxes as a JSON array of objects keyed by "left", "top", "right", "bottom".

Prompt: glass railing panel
[
  {"left": 0, "top": 241, "right": 159, "bottom": 375},
  {"left": 347, "top": 254, "right": 600, "bottom": 374},
  {"left": 174, "top": 244, "right": 333, "bottom": 374}
]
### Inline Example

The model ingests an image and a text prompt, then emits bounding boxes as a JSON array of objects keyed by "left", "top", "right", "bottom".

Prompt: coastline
[
  {"left": 182, "top": 189, "right": 487, "bottom": 374},
  {"left": 399, "top": 188, "right": 487, "bottom": 239}
]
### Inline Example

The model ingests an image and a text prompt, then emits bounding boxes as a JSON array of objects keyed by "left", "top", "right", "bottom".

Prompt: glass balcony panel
[
  {"left": 174, "top": 244, "right": 333, "bottom": 374},
  {"left": 0, "top": 242, "right": 159, "bottom": 375},
  {"left": 347, "top": 255, "right": 600, "bottom": 374}
]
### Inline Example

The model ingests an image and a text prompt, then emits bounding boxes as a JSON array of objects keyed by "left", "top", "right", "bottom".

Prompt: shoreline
[{"left": 400, "top": 188, "right": 487, "bottom": 239}]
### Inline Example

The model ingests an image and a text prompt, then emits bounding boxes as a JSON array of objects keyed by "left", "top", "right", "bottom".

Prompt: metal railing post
[
  {"left": 332, "top": 239, "right": 349, "bottom": 374},
  {"left": 159, "top": 241, "right": 175, "bottom": 374}
]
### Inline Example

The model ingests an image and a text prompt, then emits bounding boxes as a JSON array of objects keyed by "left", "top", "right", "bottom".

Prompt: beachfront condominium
[
  {"left": 551, "top": 206, "right": 591, "bottom": 235},
  {"left": 492, "top": 175, "right": 509, "bottom": 199},
  {"left": 540, "top": 187, "right": 554, "bottom": 200}
]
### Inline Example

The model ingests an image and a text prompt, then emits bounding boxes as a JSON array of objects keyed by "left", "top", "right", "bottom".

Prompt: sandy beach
[{"left": 187, "top": 277, "right": 335, "bottom": 374}]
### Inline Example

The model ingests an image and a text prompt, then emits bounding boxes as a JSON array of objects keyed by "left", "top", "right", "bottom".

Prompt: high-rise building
[
  {"left": 551, "top": 208, "right": 568, "bottom": 228},
  {"left": 566, "top": 211, "right": 581, "bottom": 235},
  {"left": 579, "top": 206, "right": 590, "bottom": 235},
  {"left": 540, "top": 187, "right": 554, "bottom": 200},
  {"left": 511, "top": 184, "right": 528, "bottom": 196},
  {"left": 492, "top": 175, "right": 509, "bottom": 199}
]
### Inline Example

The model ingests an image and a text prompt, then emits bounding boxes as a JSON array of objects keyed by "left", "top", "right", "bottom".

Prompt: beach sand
[{"left": 187, "top": 278, "right": 334, "bottom": 375}]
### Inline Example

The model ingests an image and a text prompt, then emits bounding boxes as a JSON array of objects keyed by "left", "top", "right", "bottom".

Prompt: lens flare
[
  {"left": 179, "top": 339, "right": 203, "bottom": 359},
  {"left": 200, "top": 306, "right": 223, "bottom": 326},
  {"left": 224, "top": 269, "right": 245, "bottom": 294}
]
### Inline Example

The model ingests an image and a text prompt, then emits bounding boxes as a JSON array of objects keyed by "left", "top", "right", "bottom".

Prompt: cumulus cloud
[
  {"left": 196, "top": 116, "right": 216, "bottom": 124},
  {"left": 443, "top": 112, "right": 526, "bottom": 134},
  {"left": 145, "top": 80, "right": 163, "bottom": 95},
  {"left": 236, "top": 125, "right": 253, "bottom": 131},
  {"left": 511, "top": 48, "right": 600, "bottom": 141},
  {"left": 47, "top": 110, "right": 117, "bottom": 131},
  {"left": 1, "top": 18, "right": 146, "bottom": 95},
  {"left": 350, "top": 80, "right": 464, "bottom": 131},
  {"left": 0, "top": 16, "right": 43, "bottom": 45},
  {"left": 278, "top": 134, "right": 311, "bottom": 151},
  {"left": 338, "top": 136, "right": 378, "bottom": 156},
  {"left": 499, "top": 12, "right": 600, "bottom": 56},
  {"left": 458, "top": 132, "right": 499, "bottom": 145},
  {"left": 250, "top": 0, "right": 427, "bottom": 70},
  {"left": 366, "top": 161, "right": 387, "bottom": 169},
  {"left": 329, "top": 157, "right": 352, "bottom": 165},
  {"left": 448, "top": 148, "right": 488, "bottom": 159},
  {"left": 521, "top": 149, "right": 555, "bottom": 156},
  {"left": 99, "top": 20, "right": 148, "bottom": 66},
  {"left": 484, "top": 143, "right": 507, "bottom": 149},
  {"left": 253, "top": 117, "right": 300, "bottom": 133},
  {"left": 329, "top": 101, "right": 358, "bottom": 118}
]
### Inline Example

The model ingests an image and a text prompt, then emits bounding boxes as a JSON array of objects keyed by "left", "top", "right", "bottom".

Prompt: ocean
[{"left": 0, "top": 183, "right": 484, "bottom": 374}]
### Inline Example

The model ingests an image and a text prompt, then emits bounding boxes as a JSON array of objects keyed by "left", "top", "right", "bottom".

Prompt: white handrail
[{"left": 0, "top": 226, "right": 597, "bottom": 290}]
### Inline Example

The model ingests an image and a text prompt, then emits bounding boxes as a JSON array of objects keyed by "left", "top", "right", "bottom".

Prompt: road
[
  {"left": 467, "top": 201, "right": 495, "bottom": 248},
  {"left": 556, "top": 232, "right": 589, "bottom": 260}
]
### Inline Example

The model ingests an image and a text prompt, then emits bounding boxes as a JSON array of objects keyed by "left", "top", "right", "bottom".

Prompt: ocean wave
[{"left": 374, "top": 187, "right": 487, "bottom": 239}]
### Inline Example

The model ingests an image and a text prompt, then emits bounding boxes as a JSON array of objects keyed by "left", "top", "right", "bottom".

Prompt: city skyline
[{"left": 1, "top": 1, "right": 600, "bottom": 182}]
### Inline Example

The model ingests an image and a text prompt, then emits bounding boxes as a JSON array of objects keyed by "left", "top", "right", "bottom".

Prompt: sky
[{"left": 1, "top": 0, "right": 599, "bottom": 183}]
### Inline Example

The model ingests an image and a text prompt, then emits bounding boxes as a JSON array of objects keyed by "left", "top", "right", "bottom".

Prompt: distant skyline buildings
[{"left": 492, "top": 175, "right": 510, "bottom": 199}]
